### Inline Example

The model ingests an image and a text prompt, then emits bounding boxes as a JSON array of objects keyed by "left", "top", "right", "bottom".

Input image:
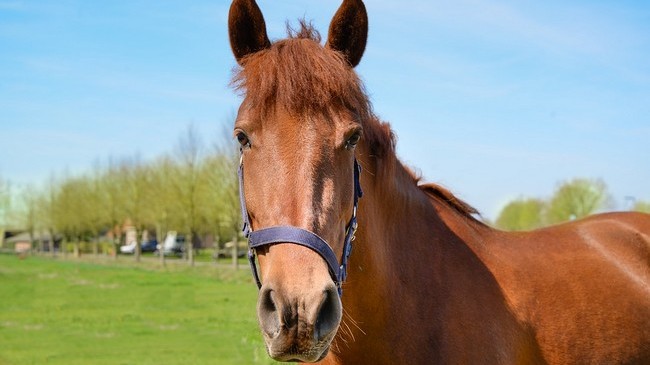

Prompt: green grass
[{"left": 0, "top": 254, "right": 281, "bottom": 365}]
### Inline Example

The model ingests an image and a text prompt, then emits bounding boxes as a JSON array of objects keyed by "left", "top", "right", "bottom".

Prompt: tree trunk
[
  {"left": 134, "top": 227, "right": 141, "bottom": 263},
  {"left": 38, "top": 230, "right": 45, "bottom": 254},
  {"left": 213, "top": 234, "right": 220, "bottom": 266},
  {"left": 49, "top": 228, "right": 56, "bottom": 257},
  {"left": 157, "top": 224, "right": 165, "bottom": 267},
  {"left": 93, "top": 235, "right": 99, "bottom": 257},
  {"left": 232, "top": 231, "right": 239, "bottom": 270},
  {"left": 73, "top": 236, "right": 80, "bottom": 258},
  {"left": 28, "top": 229, "right": 34, "bottom": 255},
  {"left": 187, "top": 231, "right": 194, "bottom": 266},
  {"left": 62, "top": 239, "right": 68, "bottom": 258},
  {"left": 113, "top": 231, "right": 119, "bottom": 261}
]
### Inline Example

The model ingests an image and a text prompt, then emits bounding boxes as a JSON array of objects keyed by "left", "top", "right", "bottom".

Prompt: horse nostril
[
  {"left": 258, "top": 287, "right": 281, "bottom": 338},
  {"left": 315, "top": 285, "right": 342, "bottom": 341}
]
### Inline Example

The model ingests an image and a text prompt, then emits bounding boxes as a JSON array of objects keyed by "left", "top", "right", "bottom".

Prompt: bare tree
[
  {"left": 148, "top": 156, "right": 178, "bottom": 266},
  {"left": 0, "top": 176, "right": 11, "bottom": 250},
  {"left": 19, "top": 185, "right": 39, "bottom": 253},
  {"left": 85, "top": 161, "right": 108, "bottom": 256},
  {"left": 40, "top": 175, "right": 60, "bottom": 256},
  {"left": 103, "top": 158, "right": 127, "bottom": 259},
  {"left": 174, "top": 124, "right": 205, "bottom": 266},
  {"left": 119, "top": 156, "right": 150, "bottom": 263},
  {"left": 52, "top": 177, "right": 83, "bottom": 257},
  {"left": 207, "top": 125, "right": 242, "bottom": 268}
]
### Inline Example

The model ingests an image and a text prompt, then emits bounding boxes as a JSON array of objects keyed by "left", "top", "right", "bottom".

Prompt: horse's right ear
[
  {"left": 228, "top": 0, "right": 271, "bottom": 64},
  {"left": 326, "top": 0, "right": 368, "bottom": 67}
]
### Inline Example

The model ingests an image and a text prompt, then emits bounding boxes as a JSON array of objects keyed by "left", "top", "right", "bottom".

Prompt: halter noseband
[{"left": 238, "top": 152, "right": 362, "bottom": 296}]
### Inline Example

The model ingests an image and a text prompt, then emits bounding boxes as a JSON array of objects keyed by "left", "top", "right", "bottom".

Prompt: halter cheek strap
[{"left": 238, "top": 153, "right": 362, "bottom": 296}]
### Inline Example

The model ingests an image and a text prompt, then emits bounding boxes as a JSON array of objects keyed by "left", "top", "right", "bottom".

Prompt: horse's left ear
[{"left": 326, "top": 0, "right": 368, "bottom": 67}]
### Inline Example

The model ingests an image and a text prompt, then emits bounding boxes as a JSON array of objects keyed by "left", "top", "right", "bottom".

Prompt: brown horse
[{"left": 227, "top": 0, "right": 650, "bottom": 363}]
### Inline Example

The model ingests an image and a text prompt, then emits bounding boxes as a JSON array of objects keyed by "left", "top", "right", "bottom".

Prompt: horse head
[{"left": 228, "top": 0, "right": 369, "bottom": 362}]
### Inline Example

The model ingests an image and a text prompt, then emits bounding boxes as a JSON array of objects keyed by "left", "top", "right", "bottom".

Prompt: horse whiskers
[
  {"left": 331, "top": 339, "right": 340, "bottom": 354},
  {"left": 336, "top": 322, "right": 351, "bottom": 345},
  {"left": 332, "top": 309, "right": 367, "bottom": 351},
  {"left": 357, "top": 159, "right": 375, "bottom": 177},
  {"left": 333, "top": 322, "right": 352, "bottom": 350},
  {"left": 343, "top": 307, "right": 366, "bottom": 336},
  {"left": 341, "top": 320, "right": 356, "bottom": 344}
]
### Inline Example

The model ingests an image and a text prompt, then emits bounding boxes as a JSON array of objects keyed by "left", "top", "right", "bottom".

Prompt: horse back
[{"left": 489, "top": 212, "right": 650, "bottom": 364}]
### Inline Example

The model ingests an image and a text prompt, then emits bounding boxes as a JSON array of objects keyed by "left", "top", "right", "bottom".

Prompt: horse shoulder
[
  {"left": 578, "top": 212, "right": 650, "bottom": 275},
  {"left": 483, "top": 212, "right": 650, "bottom": 364}
]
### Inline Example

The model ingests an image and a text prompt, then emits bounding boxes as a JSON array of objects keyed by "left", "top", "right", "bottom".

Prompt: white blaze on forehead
[
  {"left": 319, "top": 177, "right": 335, "bottom": 229},
  {"left": 294, "top": 156, "right": 316, "bottom": 229},
  {"left": 278, "top": 114, "right": 342, "bottom": 230}
]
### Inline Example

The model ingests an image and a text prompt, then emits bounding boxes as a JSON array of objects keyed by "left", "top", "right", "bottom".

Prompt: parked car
[
  {"left": 119, "top": 239, "right": 158, "bottom": 254},
  {"left": 214, "top": 239, "right": 248, "bottom": 259},
  {"left": 156, "top": 231, "right": 185, "bottom": 256},
  {"left": 119, "top": 240, "right": 137, "bottom": 254},
  {"left": 141, "top": 239, "right": 158, "bottom": 252}
]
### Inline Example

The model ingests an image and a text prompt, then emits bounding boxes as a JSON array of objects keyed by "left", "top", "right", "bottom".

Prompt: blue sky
[{"left": 1, "top": 0, "right": 649, "bottom": 219}]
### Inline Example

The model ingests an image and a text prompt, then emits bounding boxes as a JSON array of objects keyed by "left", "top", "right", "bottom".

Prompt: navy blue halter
[{"left": 238, "top": 152, "right": 362, "bottom": 296}]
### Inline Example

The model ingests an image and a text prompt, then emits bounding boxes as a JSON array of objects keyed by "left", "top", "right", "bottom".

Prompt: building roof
[{"left": 4, "top": 231, "right": 54, "bottom": 244}]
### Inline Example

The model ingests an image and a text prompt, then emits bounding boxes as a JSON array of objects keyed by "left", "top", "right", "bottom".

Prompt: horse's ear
[
  {"left": 326, "top": 0, "right": 368, "bottom": 67},
  {"left": 228, "top": 0, "right": 271, "bottom": 64}
]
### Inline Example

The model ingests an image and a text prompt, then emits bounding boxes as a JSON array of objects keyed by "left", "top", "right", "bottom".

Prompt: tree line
[
  {"left": 3, "top": 135, "right": 650, "bottom": 255},
  {"left": 494, "top": 178, "right": 650, "bottom": 231},
  {"left": 0, "top": 125, "right": 242, "bottom": 266}
]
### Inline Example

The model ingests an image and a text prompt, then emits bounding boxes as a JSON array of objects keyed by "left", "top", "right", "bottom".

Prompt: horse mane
[
  {"left": 231, "top": 21, "right": 479, "bottom": 220},
  {"left": 419, "top": 183, "right": 480, "bottom": 217},
  {"left": 231, "top": 21, "right": 371, "bottom": 121}
]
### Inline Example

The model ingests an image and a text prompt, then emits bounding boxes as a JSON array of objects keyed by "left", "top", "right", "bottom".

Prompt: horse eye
[
  {"left": 346, "top": 132, "right": 361, "bottom": 149},
  {"left": 236, "top": 132, "right": 250, "bottom": 148}
]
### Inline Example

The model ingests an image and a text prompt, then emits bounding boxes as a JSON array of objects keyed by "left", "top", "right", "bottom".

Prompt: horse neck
[
  {"left": 353, "top": 149, "right": 491, "bottom": 284},
  {"left": 334, "top": 147, "right": 496, "bottom": 362}
]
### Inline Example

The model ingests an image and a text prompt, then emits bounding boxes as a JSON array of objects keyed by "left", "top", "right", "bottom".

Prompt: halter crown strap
[{"left": 238, "top": 154, "right": 362, "bottom": 296}]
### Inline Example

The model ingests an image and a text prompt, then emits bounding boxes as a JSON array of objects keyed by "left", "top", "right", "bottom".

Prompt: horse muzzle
[{"left": 257, "top": 282, "right": 342, "bottom": 362}]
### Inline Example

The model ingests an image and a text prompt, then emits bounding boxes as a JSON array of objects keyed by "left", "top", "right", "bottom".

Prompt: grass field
[{"left": 0, "top": 254, "right": 281, "bottom": 365}]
